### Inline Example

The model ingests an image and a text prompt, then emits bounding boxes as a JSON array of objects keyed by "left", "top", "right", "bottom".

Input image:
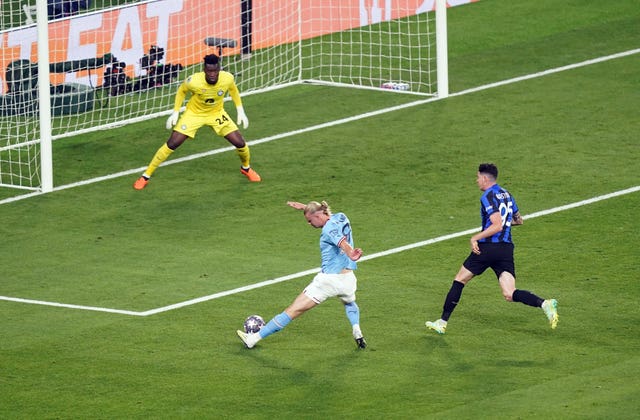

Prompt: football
[{"left": 243, "top": 315, "right": 265, "bottom": 334}]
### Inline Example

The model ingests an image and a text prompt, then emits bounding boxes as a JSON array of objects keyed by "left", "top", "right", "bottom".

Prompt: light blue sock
[
  {"left": 344, "top": 301, "right": 360, "bottom": 326},
  {"left": 259, "top": 312, "right": 292, "bottom": 339}
]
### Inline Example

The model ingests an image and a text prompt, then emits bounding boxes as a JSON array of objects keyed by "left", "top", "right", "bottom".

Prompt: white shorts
[{"left": 303, "top": 271, "right": 358, "bottom": 304}]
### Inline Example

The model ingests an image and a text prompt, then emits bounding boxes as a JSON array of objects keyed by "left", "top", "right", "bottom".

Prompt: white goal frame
[{"left": 1, "top": 0, "right": 449, "bottom": 193}]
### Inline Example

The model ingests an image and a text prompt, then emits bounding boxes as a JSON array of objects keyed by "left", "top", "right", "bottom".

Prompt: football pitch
[{"left": 2, "top": 0, "right": 639, "bottom": 418}]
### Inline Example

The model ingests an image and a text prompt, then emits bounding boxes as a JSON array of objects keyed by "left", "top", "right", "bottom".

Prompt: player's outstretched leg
[{"left": 237, "top": 312, "right": 292, "bottom": 349}]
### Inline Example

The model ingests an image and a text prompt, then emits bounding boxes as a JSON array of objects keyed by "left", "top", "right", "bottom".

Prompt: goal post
[
  {"left": 300, "top": 0, "right": 448, "bottom": 96},
  {"left": 436, "top": 0, "right": 449, "bottom": 98},
  {"left": 0, "top": 0, "right": 457, "bottom": 194},
  {"left": 35, "top": 0, "right": 53, "bottom": 192}
]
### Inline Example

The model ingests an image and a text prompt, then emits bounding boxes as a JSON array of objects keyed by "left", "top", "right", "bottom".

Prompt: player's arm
[
  {"left": 228, "top": 80, "right": 249, "bottom": 128},
  {"left": 512, "top": 211, "right": 523, "bottom": 226},
  {"left": 228, "top": 80, "right": 242, "bottom": 108},
  {"left": 338, "top": 237, "right": 363, "bottom": 261},
  {"left": 286, "top": 201, "right": 306, "bottom": 210},
  {"left": 166, "top": 81, "right": 189, "bottom": 129},
  {"left": 470, "top": 212, "right": 503, "bottom": 254},
  {"left": 172, "top": 81, "right": 188, "bottom": 111}
]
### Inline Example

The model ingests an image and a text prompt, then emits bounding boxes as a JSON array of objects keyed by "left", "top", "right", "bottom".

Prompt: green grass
[{"left": 1, "top": 0, "right": 640, "bottom": 418}]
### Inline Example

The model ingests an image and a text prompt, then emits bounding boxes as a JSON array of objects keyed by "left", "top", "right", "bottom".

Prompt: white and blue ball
[{"left": 243, "top": 315, "right": 265, "bottom": 334}]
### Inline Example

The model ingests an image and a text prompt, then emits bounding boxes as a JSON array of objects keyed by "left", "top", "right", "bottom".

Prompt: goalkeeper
[{"left": 133, "top": 54, "right": 261, "bottom": 190}]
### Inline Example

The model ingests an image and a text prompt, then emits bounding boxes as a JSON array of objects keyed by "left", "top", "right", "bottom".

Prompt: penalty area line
[
  {"left": 137, "top": 267, "right": 322, "bottom": 316},
  {"left": 0, "top": 295, "right": 145, "bottom": 316}
]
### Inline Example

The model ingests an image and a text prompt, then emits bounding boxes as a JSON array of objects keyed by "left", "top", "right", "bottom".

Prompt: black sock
[
  {"left": 512, "top": 289, "right": 544, "bottom": 307},
  {"left": 441, "top": 280, "right": 465, "bottom": 321}
]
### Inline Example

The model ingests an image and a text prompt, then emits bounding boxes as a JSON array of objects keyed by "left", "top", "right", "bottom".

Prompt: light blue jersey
[{"left": 319, "top": 212, "right": 357, "bottom": 274}]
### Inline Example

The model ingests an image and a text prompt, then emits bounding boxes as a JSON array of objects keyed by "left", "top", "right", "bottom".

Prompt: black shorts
[{"left": 463, "top": 242, "right": 515, "bottom": 279}]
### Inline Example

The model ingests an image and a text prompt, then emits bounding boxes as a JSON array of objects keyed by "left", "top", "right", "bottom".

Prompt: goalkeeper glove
[
  {"left": 236, "top": 106, "right": 249, "bottom": 129},
  {"left": 166, "top": 110, "right": 179, "bottom": 130}
]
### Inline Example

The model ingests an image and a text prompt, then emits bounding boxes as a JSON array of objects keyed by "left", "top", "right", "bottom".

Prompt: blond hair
[{"left": 304, "top": 200, "right": 332, "bottom": 216}]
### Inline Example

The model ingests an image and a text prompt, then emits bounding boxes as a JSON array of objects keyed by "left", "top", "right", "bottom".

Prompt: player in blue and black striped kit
[{"left": 425, "top": 163, "right": 558, "bottom": 334}]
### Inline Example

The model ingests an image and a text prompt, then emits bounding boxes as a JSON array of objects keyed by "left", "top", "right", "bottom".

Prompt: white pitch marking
[
  {"left": 0, "top": 295, "right": 144, "bottom": 316},
  {"left": 3, "top": 185, "right": 636, "bottom": 316},
  {"left": 1, "top": 50, "right": 639, "bottom": 314},
  {"left": 1, "top": 48, "right": 638, "bottom": 206}
]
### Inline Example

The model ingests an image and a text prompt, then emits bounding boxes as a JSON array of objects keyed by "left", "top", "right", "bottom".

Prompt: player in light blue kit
[{"left": 237, "top": 200, "right": 367, "bottom": 349}]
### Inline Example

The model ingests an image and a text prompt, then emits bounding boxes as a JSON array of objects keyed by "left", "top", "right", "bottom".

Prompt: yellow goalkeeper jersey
[{"left": 173, "top": 71, "right": 242, "bottom": 114}]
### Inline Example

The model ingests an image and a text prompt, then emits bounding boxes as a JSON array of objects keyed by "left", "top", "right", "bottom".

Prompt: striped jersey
[{"left": 479, "top": 184, "right": 519, "bottom": 243}]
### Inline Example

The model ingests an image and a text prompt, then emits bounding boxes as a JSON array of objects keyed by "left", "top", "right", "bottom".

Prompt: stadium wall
[{"left": 0, "top": 0, "right": 478, "bottom": 93}]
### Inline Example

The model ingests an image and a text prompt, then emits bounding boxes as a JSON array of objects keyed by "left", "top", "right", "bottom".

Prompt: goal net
[{"left": 0, "top": 0, "right": 454, "bottom": 193}]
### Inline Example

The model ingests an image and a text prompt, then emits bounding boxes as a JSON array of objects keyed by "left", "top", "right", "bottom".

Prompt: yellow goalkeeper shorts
[{"left": 174, "top": 109, "right": 239, "bottom": 139}]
